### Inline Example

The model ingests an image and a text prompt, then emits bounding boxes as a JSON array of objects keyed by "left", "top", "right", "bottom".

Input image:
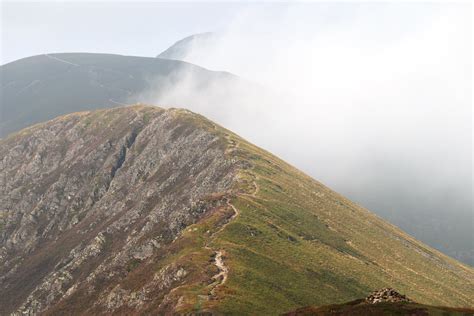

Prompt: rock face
[
  {"left": 366, "top": 288, "right": 411, "bottom": 304},
  {"left": 1, "top": 105, "right": 473, "bottom": 315},
  {"left": 0, "top": 106, "right": 242, "bottom": 315}
]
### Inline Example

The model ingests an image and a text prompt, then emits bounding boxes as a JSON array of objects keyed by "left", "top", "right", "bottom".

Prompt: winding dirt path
[
  {"left": 205, "top": 199, "right": 239, "bottom": 297},
  {"left": 209, "top": 250, "right": 229, "bottom": 297},
  {"left": 205, "top": 133, "right": 258, "bottom": 298}
]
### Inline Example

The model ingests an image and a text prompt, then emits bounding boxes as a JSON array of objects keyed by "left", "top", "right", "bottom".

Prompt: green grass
[
  {"left": 193, "top": 121, "right": 474, "bottom": 314},
  {"left": 148, "top": 107, "right": 473, "bottom": 314}
]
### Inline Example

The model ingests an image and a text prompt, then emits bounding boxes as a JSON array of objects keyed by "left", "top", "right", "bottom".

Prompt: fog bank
[{"left": 135, "top": 3, "right": 473, "bottom": 263}]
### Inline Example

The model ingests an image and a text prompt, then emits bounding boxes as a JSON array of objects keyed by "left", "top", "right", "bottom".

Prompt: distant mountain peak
[
  {"left": 157, "top": 32, "right": 218, "bottom": 60},
  {"left": 0, "top": 52, "right": 243, "bottom": 138}
]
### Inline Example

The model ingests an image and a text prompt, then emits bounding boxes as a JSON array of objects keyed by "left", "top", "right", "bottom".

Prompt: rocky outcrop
[{"left": 365, "top": 288, "right": 411, "bottom": 304}]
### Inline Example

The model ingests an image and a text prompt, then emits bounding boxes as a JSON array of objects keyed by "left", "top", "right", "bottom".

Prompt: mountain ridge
[
  {"left": 1, "top": 105, "right": 472, "bottom": 314},
  {"left": 0, "top": 52, "right": 242, "bottom": 138}
]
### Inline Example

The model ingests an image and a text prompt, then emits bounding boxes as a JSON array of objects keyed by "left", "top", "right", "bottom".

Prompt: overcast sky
[{"left": 1, "top": 1, "right": 250, "bottom": 65}]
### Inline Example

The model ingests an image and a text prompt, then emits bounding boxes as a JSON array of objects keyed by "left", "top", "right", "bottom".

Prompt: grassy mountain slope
[
  {"left": 163, "top": 111, "right": 473, "bottom": 314},
  {"left": 0, "top": 106, "right": 472, "bottom": 315},
  {"left": 0, "top": 53, "right": 239, "bottom": 137}
]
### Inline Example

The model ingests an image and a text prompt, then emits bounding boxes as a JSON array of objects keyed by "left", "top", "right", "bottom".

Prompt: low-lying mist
[{"left": 130, "top": 3, "right": 472, "bottom": 264}]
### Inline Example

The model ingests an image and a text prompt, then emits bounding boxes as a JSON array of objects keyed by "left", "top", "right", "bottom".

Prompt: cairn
[{"left": 365, "top": 288, "right": 411, "bottom": 304}]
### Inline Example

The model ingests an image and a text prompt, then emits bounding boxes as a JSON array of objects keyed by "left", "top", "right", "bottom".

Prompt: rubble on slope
[{"left": 365, "top": 288, "right": 411, "bottom": 304}]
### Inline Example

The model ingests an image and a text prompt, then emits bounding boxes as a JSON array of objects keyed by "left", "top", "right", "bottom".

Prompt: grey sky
[
  {"left": 1, "top": 1, "right": 247, "bottom": 64},
  {"left": 0, "top": 1, "right": 429, "bottom": 64}
]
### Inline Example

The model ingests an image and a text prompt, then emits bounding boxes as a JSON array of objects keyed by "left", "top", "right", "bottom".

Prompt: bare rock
[{"left": 365, "top": 288, "right": 411, "bottom": 304}]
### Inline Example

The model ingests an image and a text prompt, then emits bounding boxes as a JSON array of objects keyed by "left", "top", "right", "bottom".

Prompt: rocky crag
[
  {"left": 365, "top": 288, "right": 411, "bottom": 304},
  {"left": 1, "top": 105, "right": 473, "bottom": 315},
  {"left": 0, "top": 106, "right": 243, "bottom": 314}
]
